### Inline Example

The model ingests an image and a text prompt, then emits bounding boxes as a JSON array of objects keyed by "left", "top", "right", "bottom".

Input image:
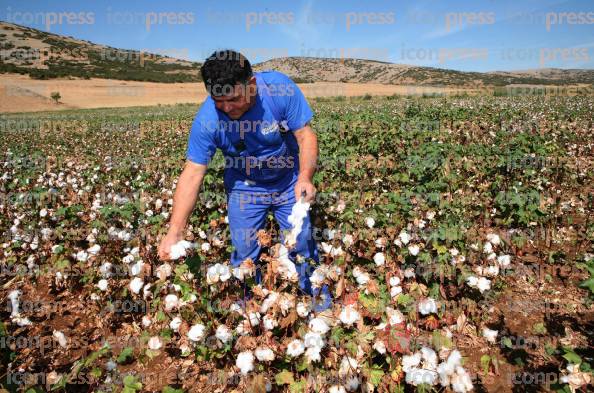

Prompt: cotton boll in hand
[
  {"left": 286, "top": 198, "right": 310, "bottom": 248},
  {"left": 169, "top": 240, "right": 194, "bottom": 260}
]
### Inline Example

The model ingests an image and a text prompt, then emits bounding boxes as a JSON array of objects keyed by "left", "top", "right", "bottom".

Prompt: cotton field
[{"left": 1, "top": 97, "right": 593, "bottom": 392}]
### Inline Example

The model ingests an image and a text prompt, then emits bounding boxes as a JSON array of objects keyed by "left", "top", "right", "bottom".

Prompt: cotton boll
[
  {"left": 482, "top": 327, "right": 498, "bottom": 344},
  {"left": 99, "top": 262, "right": 112, "bottom": 278},
  {"left": 129, "top": 277, "right": 144, "bottom": 294},
  {"left": 476, "top": 277, "right": 491, "bottom": 293},
  {"left": 277, "top": 245, "right": 299, "bottom": 282},
  {"left": 404, "top": 268, "right": 416, "bottom": 278},
  {"left": 365, "top": 217, "right": 375, "bottom": 229},
  {"left": 309, "top": 317, "right": 330, "bottom": 334},
  {"left": 169, "top": 240, "right": 194, "bottom": 260},
  {"left": 486, "top": 233, "right": 501, "bottom": 246},
  {"left": 373, "top": 340, "right": 386, "bottom": 354},
  {"left": 497, "top": 254, "right": 511, "bottom": 268},
  {"left": 87, "top": 244, "right": 100, "bottom": 256},
  {"left": 217, "top": 265, "right": 230, "bottom": 282},
  {"left": 142, "top": 316, "right": 152, "bottom": 327},
  {"left": 466, "top": 275, "right": 479, "bottom": 287},
  {"left": 248, "top": 312, "right": 261, "bottom": 327},
  {"left": 169, "top": 317, "right": 182, "bottom": 332},
  {"left": 421, "top": 347, "right": 438, "bottom": 370},
  {"left": 304, "top": 332, "right": 325, "bottom": 350},
  {"left": 418, "top": 298, "right": 438, "bottom": 315},
  {"left": 164, "top": 294, "right": 180, "bottom": 311},
  {"left": 399, "top": 232, "right": 411, "bottom": 245},
  {"left": 263, "top": 314, "right": 278, "bottom": 331},
  {"left": 13, "top": 316, "right": 32, "bottom": 326},
  {"left": 329, "top": 386, "right": 346, "bottom": 393},
  {"left": 437, "top": 349, "right": 463, "bottom": 385},
  {"left": 236, "top": 320, "right": 251, "bottom": 336},
  {"left": 260, "top": 292, "right": 280, "bottom": 314},
  {"left": 97, "top": 279, "right": 108, "bottom": 291},
  {"left": 296, "top": 301, "right": 311, "bottom": 318},
  {"left": 484, "top": 265, "right": 499, "bottom": 277},
  {"left": 206, "top": 264, "right": 220, "bottom": 285},
  {"left": 188, "top": 323, "right": 206, "bottom": 342},
  {"left": 339, "top": 305, "right": 360, "bottom": 326},
  {"left": 342, "top": 234, "right": 354, "bottom": 247},
  {"left": 76, "top": 250, "right": 89, "bottom": 262},
  {"left": 386, "top": 307, "right": 405, "bottom": 325},
  {"left": 148, "top": 336, "right": 162, "bottom": 350},
  {"left": 286, "top": 339, "right": 305, "bottom": 357},
  {"left": 305, "top": 346, "right": 322, "bottom": 363},
  {"left": 255, "top": 347, "right": 275, "bottom": 362},
  {"left": 345, "top": 376, "right": 360, "bottom": 391},
  {"left": 373, "top": 252, "right": 385, "bottom": 266},
  {"left": 390, "top": 286, "right": 402, "bottom": 297},
  {"left": 389, "top": 276, "right": 401, "bottom": 286},
  {"left": 352, "top": 266, "right": 370, "bottom": 286},
  {"left": 215, "top": 325, "right": 233, "bottom": 344},
  {"left": 483, "top": 242, "right": 493, "bottom": 254},
  {"left": 405, "top": 368, "right": 438, "bottom": 386},
  {"left": 52, "top": 330, "right": 67, "bottom": 347},
  {"left": 155, "top": 263, "right": 172, "bottom": 280},
  {"left": 408, "top": 244, "right": 420, "bottom": 256},
  {"left": 129, "top": 260, "right": 145, "bottom": 276},
  {"left": 338, "top": 356, "right": 359, "bottom": 377},
  {"left": 402, "top": 352, "right": 422, "bottom": 373},
  {"left": 451, "top": 366, "right": 473, "bottom": 392},
  {"left": 236, "top": 351, "right": 255, "bottom": 375}
]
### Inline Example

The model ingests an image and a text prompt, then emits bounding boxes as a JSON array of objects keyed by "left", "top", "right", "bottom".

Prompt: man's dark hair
[{"left": 201, "top": 50, "right": 252, "bottom": 97}]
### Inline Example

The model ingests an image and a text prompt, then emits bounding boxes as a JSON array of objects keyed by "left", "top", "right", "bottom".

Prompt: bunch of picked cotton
[
  {"left": 286, "top": 197, "right": 310, "bottom": 249},
  {"left": 169, "top": 240, "right": 195, "bottom": 260},
  {"left": 274, "top": 244, "right": 299, "bottom": 282}
]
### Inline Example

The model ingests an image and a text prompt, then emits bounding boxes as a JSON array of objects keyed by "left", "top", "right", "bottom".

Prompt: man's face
[{"left": 212, "top": 77, "right": 257, "bottom": 120}]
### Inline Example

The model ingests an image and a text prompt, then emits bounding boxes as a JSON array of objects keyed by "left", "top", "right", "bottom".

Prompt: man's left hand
[{"left": 295, "top": 179, "right": 316, "bottom": 203}]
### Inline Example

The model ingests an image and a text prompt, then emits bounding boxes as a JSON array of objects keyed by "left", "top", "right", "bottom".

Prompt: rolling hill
[{"left": 1, "top": 21, "right": 593, "bottom": 86}]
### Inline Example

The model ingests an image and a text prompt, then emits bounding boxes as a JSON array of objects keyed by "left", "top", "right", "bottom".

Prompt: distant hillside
[
  {"left": 255, "top": 57, "right": 594, "bottom": 86},
  {"left": 1, "top": 21, "right": 593, "bottom": 86},
  {"left": 0, "top": 22, "right": 202, "bottom": 82}
]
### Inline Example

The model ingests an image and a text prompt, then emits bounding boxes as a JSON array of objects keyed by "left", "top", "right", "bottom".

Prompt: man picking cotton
[{"left": 157, "top": 50, "right": 331, "bottom": 311}]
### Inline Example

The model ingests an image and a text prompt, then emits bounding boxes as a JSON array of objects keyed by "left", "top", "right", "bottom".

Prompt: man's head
[{"left": 201, "top": 50, "right": 257, "bottom": 119}]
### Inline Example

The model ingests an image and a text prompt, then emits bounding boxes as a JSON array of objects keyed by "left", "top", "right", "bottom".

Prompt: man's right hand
[
  {"left": 157, "top": 161, "right": 207, "bottom": 261},
  {"left": 158, "top": 230, "right": 183, "bottom": 261}
]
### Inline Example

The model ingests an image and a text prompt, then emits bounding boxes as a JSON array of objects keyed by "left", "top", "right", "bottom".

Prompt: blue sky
[{"left": 1, "top": 0, "right": 592, "bottom": 71}]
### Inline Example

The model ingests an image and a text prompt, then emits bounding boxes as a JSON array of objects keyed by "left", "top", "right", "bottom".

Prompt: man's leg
[
  {"left": 227, "top": 190, "right": 269, "bottom": 290},
  {"left": 271, "top": 186, "right": 333, "bottom": 312}
]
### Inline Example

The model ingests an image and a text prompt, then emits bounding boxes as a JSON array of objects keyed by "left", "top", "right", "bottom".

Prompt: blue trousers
[{"left": 226, "top": 172, "right": 332, "bottom": 312}]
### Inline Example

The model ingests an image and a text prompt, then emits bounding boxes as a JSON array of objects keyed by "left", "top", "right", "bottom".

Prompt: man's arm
[
  {"left": 158, "top": 160, "right": 207, "bottom": 260},
  {"left": 293, "top": 124, "right": 318, "bottom": 203}
]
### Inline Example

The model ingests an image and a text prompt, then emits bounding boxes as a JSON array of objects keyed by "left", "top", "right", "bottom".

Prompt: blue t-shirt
[{"left": 186, "top": 71, "right": 313, "bottom": 192}]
